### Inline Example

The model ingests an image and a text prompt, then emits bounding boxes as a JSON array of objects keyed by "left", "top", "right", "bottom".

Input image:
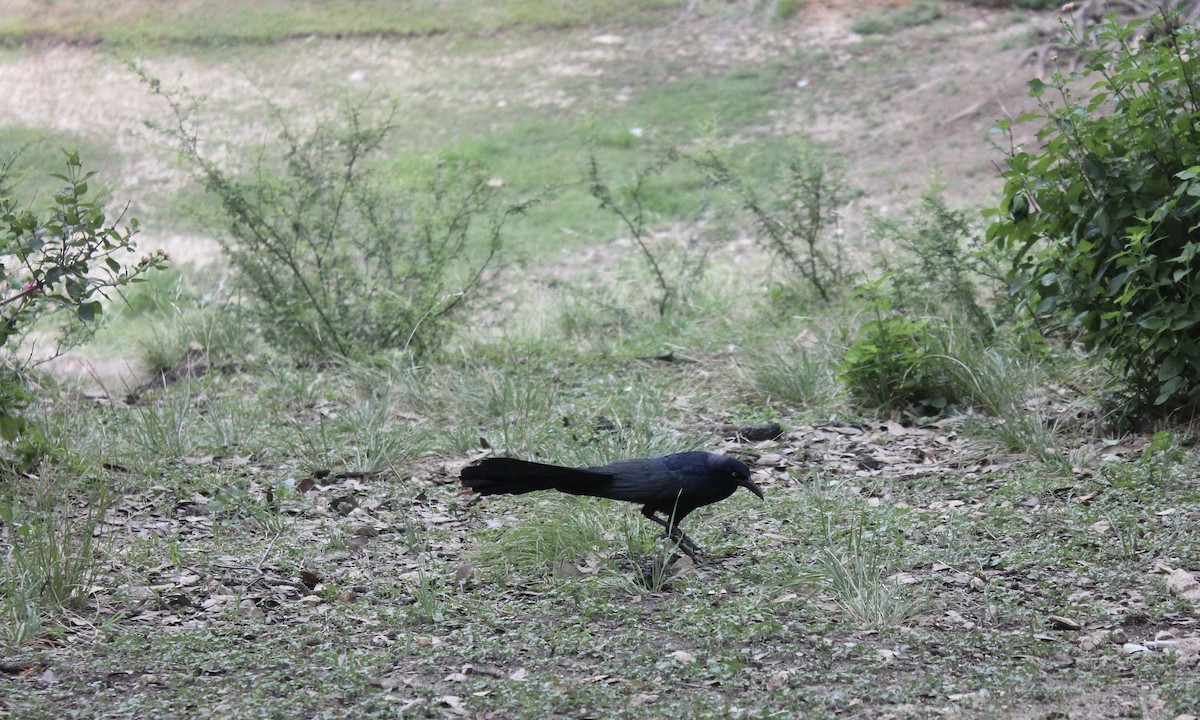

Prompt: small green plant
[
  {"left": 773, "top": 0, "right": 806, "bottom": 23},
  {"left": 1, "top": 475, "right": 111, "bottom": 639},
  {"left": 123, "top": 383, "right": 198, "bottom": 460},
  {"left": 692, "top": 143, "right": 853, "bottom": 304},
  {"left": 841, "top": 280, "right": 960, "bottom": 414},
  {"left": 947, "top": 345, "right": 1059, "bottom": 458},
  {"left": 988, "top": 12, "right": 1200, "bottom": 418},
  {"left": 745, "top": 340, "right": 841, "bottom": 409},
  {"left": 144, "top": 73, "right": 535, "bottom": 361},
  {"left": 872, "top": 189, "right": 1006, "bottom": 335}
]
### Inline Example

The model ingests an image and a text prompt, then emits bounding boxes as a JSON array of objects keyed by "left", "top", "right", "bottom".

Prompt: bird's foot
[{"left": 654, "top": 533, "right": 702, "bottom": 564}]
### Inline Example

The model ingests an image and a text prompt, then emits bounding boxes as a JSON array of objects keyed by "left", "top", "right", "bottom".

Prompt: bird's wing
[{"left": 585, "top": 455, "right": 704, "bottom": 504}]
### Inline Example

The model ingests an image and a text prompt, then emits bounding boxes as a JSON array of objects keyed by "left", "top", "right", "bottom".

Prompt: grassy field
[{"left": 3, "top": 1, "right": 1200, "bottom": 718}]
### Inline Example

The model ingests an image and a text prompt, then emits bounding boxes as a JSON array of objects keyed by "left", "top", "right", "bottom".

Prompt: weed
[
  {"left": 691, "top": 142, "right": 855, "bottom": 304},
  {"left": 144, "top": 75, "right": 537, "bottom": 360},
  {"left": 744, "top": 339, "right": 842, "bottom": 409},
  {"left": 586, "top": 148, "right": 720, "bottom": 319},
  {"left": 947, "top": 345, "right": 1060, "bottom": 458},
  {"left": 122, "top": 383, "right": 199, "bottom": 460},
  {"left": 807, "top": 514, "right": 925, "bottom": 629}
]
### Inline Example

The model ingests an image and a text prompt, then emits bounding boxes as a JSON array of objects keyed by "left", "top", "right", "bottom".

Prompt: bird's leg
[{"left": 641, "top": 507, "right": 702, "bottom": 562}]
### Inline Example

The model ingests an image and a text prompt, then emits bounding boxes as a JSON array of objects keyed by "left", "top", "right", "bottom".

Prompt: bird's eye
[{"left": 731, "top": 471, "right": 740, "bottom": 478}]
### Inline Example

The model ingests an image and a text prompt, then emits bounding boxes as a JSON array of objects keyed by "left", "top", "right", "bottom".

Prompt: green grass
[
  {"left": 852, "top": 1, "right": 947, "bottom": 36},
  {"left": 5, "top": 343, "right": 1200, "bottom": 716},
  {"left": 0, "top": 0, "right": 687, "bottom": 46}
]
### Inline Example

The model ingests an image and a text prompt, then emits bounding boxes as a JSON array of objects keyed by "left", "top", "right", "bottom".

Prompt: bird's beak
[{"left": 741, "top": 477, "right": 765, "bottom": 501}]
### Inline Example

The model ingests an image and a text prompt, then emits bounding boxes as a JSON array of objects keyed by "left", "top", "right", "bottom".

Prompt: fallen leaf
[
  {"left": 554, "top": 561, "right": 582, "bottom": 577},
  {"left": 1048, "top": 615, "right": 1081, "bottom": 631},
  {"left": 669, "top": 650, "right": 696, "bottom": 663},
  {"left": 766, "top": 670, "right": 790, "bottom": 690},
  {"left": 629, "top": 693, "right": 658, "bottom": 707},
  {"left": 509, "top": 668, "right": 527, "bottom": 681}
]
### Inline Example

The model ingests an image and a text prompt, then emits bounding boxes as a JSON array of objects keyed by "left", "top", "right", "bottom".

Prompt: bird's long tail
[{"left": 461, "top": 457, "right": 611, "bottom": 496}]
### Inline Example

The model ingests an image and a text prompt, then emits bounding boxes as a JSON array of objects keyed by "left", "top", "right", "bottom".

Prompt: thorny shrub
[{"left": 145, "top": 73, "right": 535, "bottom": 361}]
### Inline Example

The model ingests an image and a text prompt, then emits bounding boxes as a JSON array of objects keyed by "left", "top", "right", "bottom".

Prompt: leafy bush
[
  {"left": 987, "top": 14, "right": 1200, "bottom": 416},
  {"left": 840, "top": 190, "right": 1019, "bottom": 416},
  {"left": 0, "top": 151, "right": 166, "bottom": 441},
  {"left": 147, "top": 77, "right": 535, "bottom": 361}
]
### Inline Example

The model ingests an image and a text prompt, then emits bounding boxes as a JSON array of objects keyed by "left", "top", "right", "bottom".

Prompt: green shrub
[
  {"left": 586, "top": 148, "right": 721, "bottom": 319},
  {"left": 842, "top": 314, "right": 947, "bottom": 414},
  {"left": 1, "top": 151, "right": 166, "bottom": 441},
  {"left": 872, "top": 189, "right": 1006, "bottom": 335},
  {"left": 772, "top": 0, "right": 806, "bottom": 23},
  {"left": 2, "top": 474, "right": 111, "bottom": 646},
  {"left": 840, "top": 282, "right": 959, "bottom": 414},
  {"left": 987, "top": 14, "right": 1200, "bottom": 417},
  {"left": 146, "top": 76, "right": 535, "bottom": 361}
]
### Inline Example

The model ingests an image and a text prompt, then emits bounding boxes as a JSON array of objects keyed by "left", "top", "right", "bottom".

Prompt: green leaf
[
  {"left": 1159, "top": 355, "right": 1185, "bottom": 381},
  {"left": 0, "top": 413, "right": 25, "bottom": 441},
  {"left": 1155, "top": 375, "right": 1186, "bottom": 405},
  {"left": 76, "top": 301, "right": 100, "bottom": 322}
]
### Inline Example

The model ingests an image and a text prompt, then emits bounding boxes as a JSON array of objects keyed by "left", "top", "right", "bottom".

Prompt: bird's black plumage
[{"left": 460, "top": 451, "right": 764, "bottom": 560}]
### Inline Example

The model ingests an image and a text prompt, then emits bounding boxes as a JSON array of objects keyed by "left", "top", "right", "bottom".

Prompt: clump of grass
[
  {"left": 772, "top": 0, "right": 807, "bottom": 23},
  {"left": 473, "top": 497, "right": 657, "bottom": 575},
  {"left": 122, "top": 383, "right": 200, "bottom": 461},
  {"left": 941, "top": 344, "right": 1060, "bottom": 459},
  {"left": 1, "top": 473, "right": 111, "bottom": 645},
  {"left": 805, "top": 513, "right": 925, "bottom": 629},
  {"left": 744, "top": 340, "right": 841, "bottom": 410}
]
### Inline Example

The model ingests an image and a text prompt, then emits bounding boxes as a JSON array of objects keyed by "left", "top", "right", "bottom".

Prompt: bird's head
[{"left": 709, "top": 454, "right": 764, "bottom": 500}]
